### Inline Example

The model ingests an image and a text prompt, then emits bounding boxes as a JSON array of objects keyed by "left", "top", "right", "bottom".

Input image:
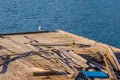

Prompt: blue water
[{"left": 0, "top": 0, "right": 120, "bottom": 48}]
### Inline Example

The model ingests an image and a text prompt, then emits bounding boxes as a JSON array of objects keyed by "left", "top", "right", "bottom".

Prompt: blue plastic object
[{"left": 82, "top": 71, "right": 108, "bottom": 79}]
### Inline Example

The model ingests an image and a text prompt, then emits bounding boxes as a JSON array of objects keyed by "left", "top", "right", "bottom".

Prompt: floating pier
[{"left": 0, "top": 30, "right": 120, "bottom": 80}]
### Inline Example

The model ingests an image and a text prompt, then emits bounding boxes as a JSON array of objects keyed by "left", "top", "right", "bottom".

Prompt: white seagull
[{"left": 38, "top": 26, "right": 42, "bottom": 31}]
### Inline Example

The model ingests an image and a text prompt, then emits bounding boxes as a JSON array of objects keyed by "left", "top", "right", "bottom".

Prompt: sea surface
[{"left": 0, "top": 0, "right": 120, "bottom": 48}]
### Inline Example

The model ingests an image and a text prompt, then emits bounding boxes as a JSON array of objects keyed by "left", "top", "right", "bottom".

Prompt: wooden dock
[{"left": 0, "top": 30, "right": 120, "bottom": 80}]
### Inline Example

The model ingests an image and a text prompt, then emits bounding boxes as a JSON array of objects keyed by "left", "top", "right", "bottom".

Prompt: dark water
[{"left": 0, "top": 0, "right": 120, "bottom": 48}]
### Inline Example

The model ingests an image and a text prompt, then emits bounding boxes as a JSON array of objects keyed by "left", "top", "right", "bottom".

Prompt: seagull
[{"left": 38, "top": 26, "right": 42, "bottom": 31}]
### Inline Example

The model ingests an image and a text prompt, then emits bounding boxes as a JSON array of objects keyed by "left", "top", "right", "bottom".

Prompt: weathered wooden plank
[{"left": 108, "top": 47, "right": 120, "bottom": 71}]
